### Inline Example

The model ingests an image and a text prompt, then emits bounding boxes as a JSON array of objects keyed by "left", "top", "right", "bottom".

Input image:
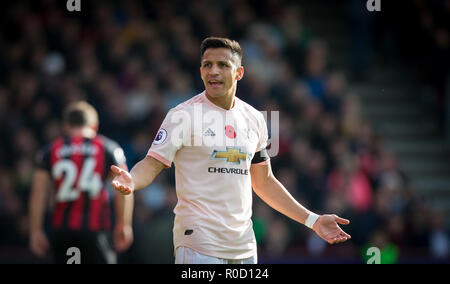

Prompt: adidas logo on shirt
[{"left": 204, "top": 128, "right": 216, "bottom": 137}]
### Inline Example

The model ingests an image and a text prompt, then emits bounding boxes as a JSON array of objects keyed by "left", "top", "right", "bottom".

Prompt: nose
[{"left": 209, "top": 63, "right": 220, "bottom": 76}]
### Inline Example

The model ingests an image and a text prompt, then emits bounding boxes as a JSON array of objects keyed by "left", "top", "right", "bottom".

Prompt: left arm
[
  {"left": 250, "top": 162, "right": 311, "bottom": 225},
  {"left": 250, "top": 162, "right": 351, "bottom": 244}
]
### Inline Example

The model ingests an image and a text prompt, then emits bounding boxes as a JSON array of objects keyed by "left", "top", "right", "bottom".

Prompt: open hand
[
  {"left": 111, "top": 165, "right": 134, "bottom": 195},
  {"left": 313, "top": 214, "right": 351, "bottom": 244},
  {"left": 30, "top": 230, "right": 49, "bottom": 257},
  {"left": 114, "top": 223, "right": 133, "bottom": 252}
]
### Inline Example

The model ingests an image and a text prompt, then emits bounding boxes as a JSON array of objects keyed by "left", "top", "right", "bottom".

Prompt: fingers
[
  {"left": 113, "top": 230, "right": 133, "bottom": 252},
  {"left": 328, "top": 232, "right": 351, "bottom": 244},
  {"left": 110, "top": 165, "right": 123, "bottom": 175},
  {"left": 341, "top": 231, "right": 351, "bottom": 239},
  {"left": 112, "top": 181, "right": 132, "bottom": 195},
  {"left": 333, "top": 214, "right": 350, "bottom": 225},
  {"left": 113, "top": 234, "right": 125, "bottom": 252},
  {"left": 30, "top": 244, "right": 41, "bottom": 257},
  {"left": 328, "top": 236, "right": 347, "bottom": 245},
  {"left": 115, "top": 239, "right": 132, "bottom": 252},
  {"left": 115, "top": 242, "right": 125, "bottom": 252},
  {"left": 31, "top": 239, "right": 49, "bottom": 257}
]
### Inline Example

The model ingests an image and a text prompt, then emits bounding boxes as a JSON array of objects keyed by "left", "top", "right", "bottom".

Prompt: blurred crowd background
[{"left": 0, "top": 0, "right": 449, "bottom": 263}]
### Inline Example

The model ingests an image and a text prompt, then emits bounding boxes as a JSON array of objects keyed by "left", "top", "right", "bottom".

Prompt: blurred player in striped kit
[{"left": 29, "top": 101, "right": 134, "bottom": 263}]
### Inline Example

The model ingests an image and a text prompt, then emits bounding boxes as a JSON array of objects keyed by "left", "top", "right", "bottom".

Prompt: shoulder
[
  {"left": 97, "top": 135, "right": 127, "bottom": 164},
  {"left": 35, "top": 137, "right": 64, "bottom": 167},
  {"left": 236, "top": 97, "right": 266, "bottom": 123},
  {"left": 96, "top": 134, "right": 122, "bottom": 149},
  {"left": 36, "top": 143, "right": 52, "bottom": 161},
  {"left": 94, "top": 135, "right": 124, "bottom": 158},
  {"left": 161, "top": 93, "right": 205, "bottom": 124},
  {"left": 43, "top": 137, "right": 65, "bottom": 155},
  {"left": 171, "top": 92, "right": 205, "bottom": 112}
]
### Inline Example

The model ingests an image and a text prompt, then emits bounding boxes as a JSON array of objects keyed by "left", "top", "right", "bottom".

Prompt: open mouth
[{"left": 208, "top": 81, "right": 223, "bottom": 88}]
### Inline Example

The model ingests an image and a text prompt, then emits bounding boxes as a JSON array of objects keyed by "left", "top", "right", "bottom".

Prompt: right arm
[
  {"left": 111, "top": 155, "right": 165, "bottom": 194},
  {"left": 29, "top": 169, "right": 51, "bottom": 257},
  {"left": 112, "top": 108, "right": 179, "bottom": 195},
  {"left": 131, "top": 155, "right": 166, "bottom": 190}
]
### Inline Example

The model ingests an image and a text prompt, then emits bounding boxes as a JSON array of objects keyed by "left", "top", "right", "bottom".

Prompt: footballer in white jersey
[
  {"left": 111, "top": 37, "right": 351, "bottom": 264},
  {"left": 148, "top": 91, "right": 269, "bottom": 259}
]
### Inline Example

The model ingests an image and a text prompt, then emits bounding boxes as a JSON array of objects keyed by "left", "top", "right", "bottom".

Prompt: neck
[
  {"left": 205, "top": 87, "right": 236, "bottom": 110},
  {"left": 67, "top": 127, "right": 97, "bottom": 139}
]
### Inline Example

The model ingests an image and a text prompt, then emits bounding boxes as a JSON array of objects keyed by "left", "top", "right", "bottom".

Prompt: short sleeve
[
  {"left": 147, "top": 108, "right": 189, "bottom": 168},
  {"left": 256, "top": 112, "right": 269, "bottom": 153}
]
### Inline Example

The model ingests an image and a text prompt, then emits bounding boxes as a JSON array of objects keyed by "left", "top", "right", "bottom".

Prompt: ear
[
  {"left": 236, "top": 66, "right": 244, "bottom": 81},
  {"left": 91, "top": 124, "right": 98, "bottom": 133}
]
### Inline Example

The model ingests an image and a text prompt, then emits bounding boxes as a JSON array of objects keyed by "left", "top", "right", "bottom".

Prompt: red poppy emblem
[{"left": 225, "top": 125, "right": 236, "bottom": 139}]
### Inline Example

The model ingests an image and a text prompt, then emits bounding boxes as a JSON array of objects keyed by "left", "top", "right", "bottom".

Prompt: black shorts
[{"left": 51, "top": 230, "right": 116, "bottom": 264}]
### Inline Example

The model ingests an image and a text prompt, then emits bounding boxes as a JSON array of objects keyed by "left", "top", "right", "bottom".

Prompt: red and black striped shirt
[{"left": 35, "top": 135, "right": 126, "bottom": 232}]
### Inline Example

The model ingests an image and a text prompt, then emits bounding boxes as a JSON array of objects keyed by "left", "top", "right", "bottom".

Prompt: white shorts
[{"left": 175, "top": 246, "right": 257, "bottom": 264}]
